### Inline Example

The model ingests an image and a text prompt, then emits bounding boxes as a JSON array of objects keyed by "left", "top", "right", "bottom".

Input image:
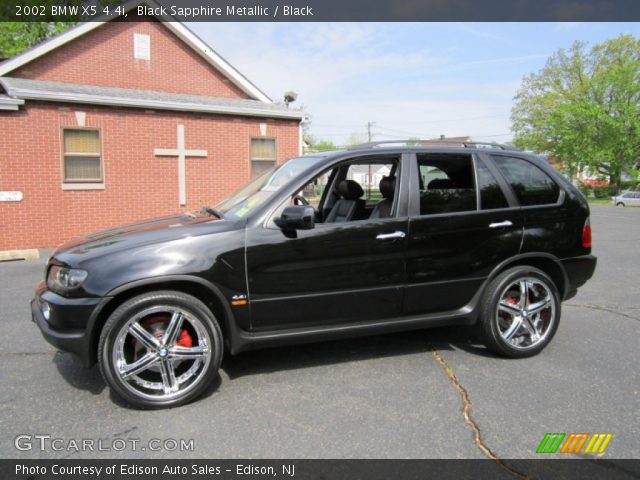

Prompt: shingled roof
[{"left": 0, "top": 77, "right": 305, "bottom": 119}]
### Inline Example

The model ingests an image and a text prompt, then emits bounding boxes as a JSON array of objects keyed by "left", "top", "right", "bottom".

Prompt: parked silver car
[{"left": 612, "top": 191, "right": 640, "bottom": 207}]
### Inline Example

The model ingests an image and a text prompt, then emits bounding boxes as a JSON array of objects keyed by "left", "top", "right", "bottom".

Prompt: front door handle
[
  {"left": 489, "top": 220, "right": 513, "bottom": 228},
  {"left": 376, "top": 231, "right": 406, "bottom": 241}
]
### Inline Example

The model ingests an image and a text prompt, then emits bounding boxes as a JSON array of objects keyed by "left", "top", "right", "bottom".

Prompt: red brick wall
[
  {"left": 0, "top": 102, "right": 300, "bottom": 249},
  {"left": 12, "top": 18, "right": 251, "bottom": 99}
]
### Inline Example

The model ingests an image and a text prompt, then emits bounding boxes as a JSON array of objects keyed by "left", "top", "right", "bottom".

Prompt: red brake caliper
[
  {"left": 176, "top": 329, "right": 193, "bottom": 348},
  {"left": 139, "top": 317, "right": 193, "bottom": 347},
  {"left": 500, "top": 297, "right": 519, "bottom": 319}
]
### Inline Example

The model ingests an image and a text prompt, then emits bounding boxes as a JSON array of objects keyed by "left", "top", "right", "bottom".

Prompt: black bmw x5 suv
[{"left": 32, "top": 141, "right": 596, "bottom": 408}]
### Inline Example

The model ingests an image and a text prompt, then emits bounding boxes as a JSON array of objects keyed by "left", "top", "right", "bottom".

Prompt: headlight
[{"left": 47, "top": 266, "right": 88, "bottom": 293}]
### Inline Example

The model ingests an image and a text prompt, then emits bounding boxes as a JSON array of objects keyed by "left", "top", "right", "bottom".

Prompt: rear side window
[
  {"left": 417, "top": 154, "right": 477, "bottom": 215},
  {"left": 492, "top": 155, "right": 560, "bottom": 206},
  {"left": 476, "top": 159, "right": 508, "bottom": 210}
]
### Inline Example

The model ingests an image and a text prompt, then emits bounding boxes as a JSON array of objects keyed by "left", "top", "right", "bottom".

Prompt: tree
[
  {"left": 0, "top": 1, "right": 123, "bottom": 59},
  {"left": 0, "top": 23, "right": 76, "bottom": 59},
  {"left": 310, "top": 139, "right": 338, "bottom": 152},
  {"left": 345, "top": 132, "right": 366, "bottom": 147},
  {"left": 511, "top": 35, "right": 640, "bottom": 191}
]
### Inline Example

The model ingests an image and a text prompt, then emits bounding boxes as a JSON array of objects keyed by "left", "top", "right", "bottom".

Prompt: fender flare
[
  {"left": 86, "top": 275, "right": 241, "bottom": 364},
  {"left": 484, "top": 252, "right": 569, "bottom": 298}
]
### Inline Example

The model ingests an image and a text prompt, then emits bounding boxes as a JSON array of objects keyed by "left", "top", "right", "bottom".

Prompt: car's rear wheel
[
  {"left": 479, "top": 266, "right": 560, "bottom": 358},
  {"left": 98, "top": 291, "right": 223, "bottom": 409}
]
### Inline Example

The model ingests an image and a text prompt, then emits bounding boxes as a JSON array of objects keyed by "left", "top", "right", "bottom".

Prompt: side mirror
[{"left": 275, "top": 205, "right": 315, "bottom": 232}]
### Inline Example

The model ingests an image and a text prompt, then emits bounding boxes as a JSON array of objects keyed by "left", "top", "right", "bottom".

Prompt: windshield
[{"left": 214, "top": 156, "right": 325, "bottom": 219}]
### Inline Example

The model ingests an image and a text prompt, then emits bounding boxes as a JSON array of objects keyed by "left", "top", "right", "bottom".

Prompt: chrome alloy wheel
[
  {"left": 495, "top": 277, "right": 556, "bottom": 350},
  {"left": 112, "top": 305, "right": 212, "bottom": 401}
]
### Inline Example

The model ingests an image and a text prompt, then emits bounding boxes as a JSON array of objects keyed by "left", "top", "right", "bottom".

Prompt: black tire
[
  {"left": 98, "top": 290, "right": 223, "bottom": 409},
  {"left": 617, "top": 202, "right": 625, "bottom": 207},
  {"left": 478, "top": 266, "right": 561, "bottom": 358}
]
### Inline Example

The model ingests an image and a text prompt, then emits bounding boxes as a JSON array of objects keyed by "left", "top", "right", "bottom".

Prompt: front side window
[
  {"left": 280, "top": 156, "right": 399, "bottom": 224},
  {"left": 492, "top": 155, "right": 560, "bottom": 206},
  {"left": 250, "top": 138, "right": 277, "bottom": 179},
  {"left": 296, "top": 172, "right": 331, "bottom": 209},
  {"left": 417, "top": 154, "right": 477, "bottom": 215},
  {"left": 346, "top": 162, "right": 394, "bottom": 205},
  {"left": 215, "top": 155, "right": 324, "bottom": 219},
  {"left": 62, "top": 129, "right": 102, "bottom": 183}
]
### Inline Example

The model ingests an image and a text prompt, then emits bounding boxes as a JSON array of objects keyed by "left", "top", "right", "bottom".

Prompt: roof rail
[{"left": 346, "top": 139, "right": 520, "bottom": 151}]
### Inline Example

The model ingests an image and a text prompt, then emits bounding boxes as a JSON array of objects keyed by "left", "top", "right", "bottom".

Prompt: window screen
[
  {"left": 250, "top": 138, "right": 276, "bottom": 179},
  {"left": 134, "top": 33, "right": 150, "bottom": 60},
  {"left": 63, "top": 129, "right": 102, "bottom": 182}
]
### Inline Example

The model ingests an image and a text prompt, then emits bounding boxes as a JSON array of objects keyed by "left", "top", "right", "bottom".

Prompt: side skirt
[{"left": 229, "top": 308, "right": 477, "bottom": 354}]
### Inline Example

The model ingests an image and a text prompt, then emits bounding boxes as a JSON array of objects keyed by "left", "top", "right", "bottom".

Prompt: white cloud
[{"left": 188, "top": 22, "right": 535, "bottom": 144}]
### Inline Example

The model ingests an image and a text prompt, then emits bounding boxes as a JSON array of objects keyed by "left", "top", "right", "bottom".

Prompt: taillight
[{"left": 582, "top": 218, "right": 592, "bottom": 248}]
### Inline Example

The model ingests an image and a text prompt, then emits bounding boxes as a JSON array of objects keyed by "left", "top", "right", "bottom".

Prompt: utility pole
[
  {"left": 367, "top": 121, "right": 376, "bottom": 142},
  {"left": 366, "top": 121, "right": 376, "bottom": 199}
]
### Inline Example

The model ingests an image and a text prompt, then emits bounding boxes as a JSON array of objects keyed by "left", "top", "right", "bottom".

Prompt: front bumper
[{"left": 31, "top": 281, "right": 106, "bottom": 367}]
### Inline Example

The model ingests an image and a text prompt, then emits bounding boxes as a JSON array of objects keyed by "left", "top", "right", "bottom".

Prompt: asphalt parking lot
[{"left": 0, "top": 205, "right": 638, "bottom": 461}]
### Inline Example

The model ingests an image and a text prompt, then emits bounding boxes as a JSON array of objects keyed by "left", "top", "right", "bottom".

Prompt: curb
[{"left": 0, "top": 249, "right": 40, "bottom": 262}]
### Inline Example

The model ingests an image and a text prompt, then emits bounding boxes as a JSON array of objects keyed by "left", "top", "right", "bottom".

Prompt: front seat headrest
[
  {"left": 379, "top": 176, "right": 396, "bottom": 200},
  {"left": 337, "top": 180, "right": 364, "bottom": 200}
]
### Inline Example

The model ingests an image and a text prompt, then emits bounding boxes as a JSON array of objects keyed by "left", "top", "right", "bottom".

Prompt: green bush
[
  {"left": 592, "top": 186, "right": 616, "bottom": 198},
  {"left": 578, "top": 186, "right": 593, "bottom": 198},
  {"left": 620, "top": 180, "right": 639, "bottom": 191}
]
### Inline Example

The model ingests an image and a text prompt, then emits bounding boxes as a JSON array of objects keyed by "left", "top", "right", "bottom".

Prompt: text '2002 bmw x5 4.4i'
[{"left": 32, "top": 141, "right": 596, "bottom": 408}]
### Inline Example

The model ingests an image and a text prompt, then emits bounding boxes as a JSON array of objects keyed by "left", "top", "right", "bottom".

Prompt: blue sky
[{"left": 188, "top": 22, "right": 640, "bottom": 145}]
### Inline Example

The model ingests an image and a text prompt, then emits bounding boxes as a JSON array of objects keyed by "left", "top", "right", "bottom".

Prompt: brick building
[{"left": 0, "top": 10, "right": 305, "bottom": 250}]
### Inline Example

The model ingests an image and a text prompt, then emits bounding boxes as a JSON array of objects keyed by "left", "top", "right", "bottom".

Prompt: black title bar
[
  {"left": 3, "top": 459, "right": 640, "bottom": 480},
  {"left": 2, "top": 0, "right": 640, "bottom": 22}
]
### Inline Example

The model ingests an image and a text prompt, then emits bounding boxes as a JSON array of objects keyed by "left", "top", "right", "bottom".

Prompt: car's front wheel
[
  {"left": 98, "top": 291, "right": 223, "bottom": 409},
  {"left": 479, "top": 266, "right": 560, "bottom": 358},
  {"left": 616, "top": 202, "right": 625, "bottom": 207}
]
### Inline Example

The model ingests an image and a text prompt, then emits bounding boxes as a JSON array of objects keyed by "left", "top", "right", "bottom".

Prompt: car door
[
  {"left": 487, "top": 153, "right": 582, "bottom": 258},
  {"left": 245, "top": 153, "right": 411, "bottom": 330},
  {"left": 404, "top": 151, "right": 524, "bottom": 315}
]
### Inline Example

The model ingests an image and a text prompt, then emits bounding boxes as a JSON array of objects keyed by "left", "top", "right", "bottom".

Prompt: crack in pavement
[
  {"left": 429, "top": 345, "right": 529, "bottom": 480},
  {"left": 565, "top": 303, "right": 640, "bottom": 322}
]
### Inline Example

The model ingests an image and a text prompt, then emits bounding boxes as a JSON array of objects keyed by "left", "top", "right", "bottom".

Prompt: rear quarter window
[{"left": 491, "top": 155, "right": 560, "bottom": 206}]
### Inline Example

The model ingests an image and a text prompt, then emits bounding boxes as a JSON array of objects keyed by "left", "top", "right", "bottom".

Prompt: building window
[
  {"left": 62, "top": 129, "right": 102, "bottom": 183},
  {"left": 134, "top": 33, "right": 150, "bottom": 60},
  {"left": 250, "top": 138, "right": 276, "bottom": 179}
]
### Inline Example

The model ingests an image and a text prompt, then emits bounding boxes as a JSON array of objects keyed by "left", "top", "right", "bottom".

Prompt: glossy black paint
[
  {"left": 32, "top": 146, "right": 596, "bottom": 366},
  {"left": 246, "top": 216, "right": 409, "bottom": 329}
]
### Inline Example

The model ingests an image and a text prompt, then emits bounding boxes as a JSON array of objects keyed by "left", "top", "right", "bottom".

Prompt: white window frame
[{"left": 61, "top": 127, "right": 105, "bottom": 190}]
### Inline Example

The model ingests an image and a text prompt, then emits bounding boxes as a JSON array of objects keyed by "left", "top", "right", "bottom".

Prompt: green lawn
[{"left": 587, "top": 198, "right": 613, "bottom": 206}]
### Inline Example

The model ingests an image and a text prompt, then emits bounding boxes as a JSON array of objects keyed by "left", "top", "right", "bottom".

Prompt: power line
[
  {"left": 311, "top": 113, "right": 509, "bottom": 128},
  {"left": 391, "top": 114, "right": 509, "bottom": 124}
]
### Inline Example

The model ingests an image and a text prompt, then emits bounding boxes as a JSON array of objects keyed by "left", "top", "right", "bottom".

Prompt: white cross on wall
[{"left": 154, "top": 124, "right": 208, "bottom": 206}]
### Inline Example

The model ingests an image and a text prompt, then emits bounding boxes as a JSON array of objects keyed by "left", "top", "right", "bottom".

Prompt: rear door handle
[
  {"left": 489, "top": 220, "right": 513, "bottom": 228},
  {"left": 376, "top": 231, "right": 406, "bottom": 241}
]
